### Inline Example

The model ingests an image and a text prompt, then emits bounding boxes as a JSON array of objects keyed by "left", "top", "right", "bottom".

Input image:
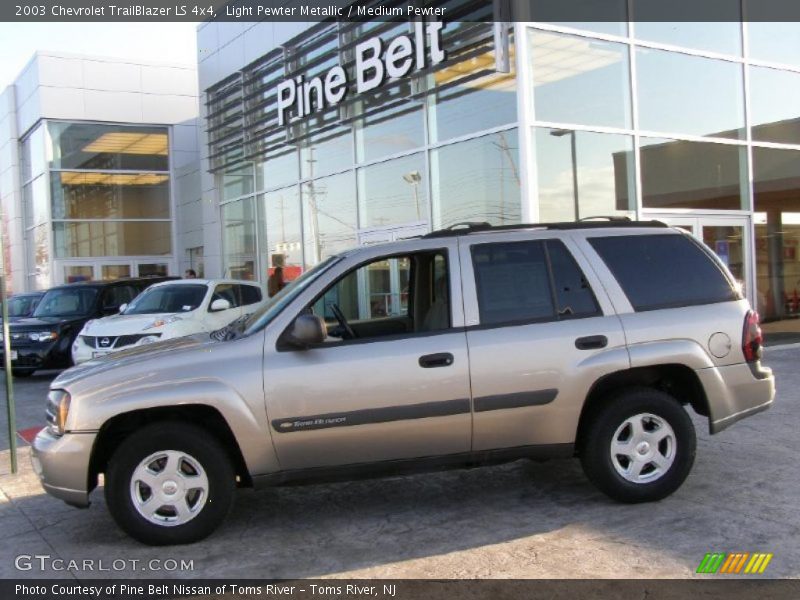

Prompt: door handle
[
  {"left": 419, "top": 352, "right": 454, "bottom": 368},
  {"left": 575, "top": 335, "right": 608, "bottom": 350}
]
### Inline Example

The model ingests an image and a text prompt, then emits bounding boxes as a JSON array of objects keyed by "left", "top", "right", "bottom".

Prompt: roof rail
[{"left": 423, "top": 219, "right": 668, "bottom": 239}]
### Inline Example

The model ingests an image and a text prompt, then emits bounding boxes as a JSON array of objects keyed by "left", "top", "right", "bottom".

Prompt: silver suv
[{"left": 32, "top": 221, "right": 775, "bottom": 545}]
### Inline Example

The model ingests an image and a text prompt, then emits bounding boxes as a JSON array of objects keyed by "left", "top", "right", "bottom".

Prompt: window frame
[{"left": 277, "top": 247, "right": 454, "bottom": 350}]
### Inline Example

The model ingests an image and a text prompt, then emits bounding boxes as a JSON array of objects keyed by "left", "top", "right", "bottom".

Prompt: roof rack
[{"left": 423, "top": 218, "right": 668, "bottom": 239}]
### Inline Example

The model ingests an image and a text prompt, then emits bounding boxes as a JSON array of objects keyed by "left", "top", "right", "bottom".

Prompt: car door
[
  {"left": 206, "top": 283, "right": 243, "bottom": 329},
  {"left": 460, "top": 232, "right": 629, "bottom": 451},
  {"left": 262, "top": 240, "right": 472, "bottom": 470}
]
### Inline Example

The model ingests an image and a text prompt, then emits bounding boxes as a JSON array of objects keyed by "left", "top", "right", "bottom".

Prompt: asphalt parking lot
[{"left": 0, "top": 346, "right": 797, "bottom": 580}]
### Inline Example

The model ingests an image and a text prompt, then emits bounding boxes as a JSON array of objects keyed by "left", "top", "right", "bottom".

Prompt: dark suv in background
[{"left": 1, "top": 277, "right": 173, "bottom": 376}]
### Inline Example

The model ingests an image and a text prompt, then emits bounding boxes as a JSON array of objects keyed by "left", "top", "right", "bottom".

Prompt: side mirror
[
  {"left": 118, "top": 303, "right": 128, "bottom": 313},
  {"left": 284, "top": 314, "right": 327, "bottom": 349},
  {"left": 210, "top": 298, "right": 231, "bottom": 312}
]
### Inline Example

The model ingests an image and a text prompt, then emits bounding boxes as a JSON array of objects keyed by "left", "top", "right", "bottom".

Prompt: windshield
[
  {"left": 123, "top": 284, "right": 208, "bottom": 315},
  {"left": 6, "top": 296, "right": 39, "bottom": 317},
  {"left": 33, "top": 288, "right": 98, "bottom": 318},
  {"left": 242, "top": 256, "right": 340, "bottom": 335}
]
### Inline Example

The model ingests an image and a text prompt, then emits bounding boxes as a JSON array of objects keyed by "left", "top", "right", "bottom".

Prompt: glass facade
[
  {"left": 20, "top": 121, "right": 174, "bottom": 288},
  {"left": 209, "top": 17, "right": 519, "bottom": 286},
  {"left": 205, "top": 14, "right": 800, "bottom": 340}
]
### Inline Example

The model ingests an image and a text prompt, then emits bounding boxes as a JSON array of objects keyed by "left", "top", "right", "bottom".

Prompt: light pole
[
  {"left": 550, "top": 129, "right": 580, "bottom": 221},
  {"left": 403, "top": 170, "right": 422, "bottom": 221}
]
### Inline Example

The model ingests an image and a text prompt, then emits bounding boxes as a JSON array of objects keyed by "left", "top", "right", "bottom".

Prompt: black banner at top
[{"left": 6, "top": 0, "right": 800, "bottom": 23}]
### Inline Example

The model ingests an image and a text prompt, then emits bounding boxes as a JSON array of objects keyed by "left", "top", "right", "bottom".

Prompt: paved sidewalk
[{"left": 0, "top": 350, "right": 797, "bottom": 579}]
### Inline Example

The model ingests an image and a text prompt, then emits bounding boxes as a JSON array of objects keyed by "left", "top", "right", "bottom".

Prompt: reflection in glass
[
  {"left": 138, "top": 263, "right": 169, "bottom": 277},
  {"left": 101, "top": 265, "right": 132, "bottom": 280},
  {"left": 255, "top": 150, "right": 298, "bottom": 192},
  {"left": 24, "top": 176, "right": 48, "bottom": 227},
  {"left": 431, "top": 130, "right": 521, "bottom": 229},
  {"left": 51, "top": 172, "right": 170, "bottom": 219},
  {"left": 21, "top": 124, "right": 46, "bottom": 182},
  {"left": 299, "top": 123, "right": 352, "bottom": 179},
  {"left": 63, "top": 265, "right": 93, "bottom": 284},
  {"left": 222, "top": 197, "right": 257, "bottom": 280},
  {"left": 220, "top": 163, "right": 254, "bottom": 201},
  {"left": 753, "top": 148, "right": 800, "bottom": 331},
  {"left": 535, "top": 128, "right": 635, "bottom": 222},
  {"left": 303, "top": 173, "right": 357, "bottom": 268},
  {"left": 634, "top": 21, "right": 741, "bottom": 55},
  {"left": 529, "top": 30, "right": 631, "bottom": 129},
  {"left": 747, "top": 21, "right": 800, "bottom": 66},
  {"left": 355, "top": 100, "right": 424, "bottom": 163},
  {"left": 357, "top": 154, "right": 428, "bottom": 228},
  {"left": 263, "top": 187, "right": 303, "bottom": 283},
  {"left": 54, "top": 222, "right": 172, "bottom": 258},
  {"left": 749, "top": 66, "right": 800, "bottom": 145},
  {"left": 27, "top": 225, "right": 50, "bottom": 289},
  {"left": 48, "top": 122, "right": 169, "bottom": 171},
  {"left": 702, "top": 225, "right": 745, "bottom": 285},
  {"left": 640, "top": 137, "right": 747, "bottom": 210},
  {"left": 636, "top": 48, "right": 745, "bottom": 139},
  {"left": 428, "top": 34, "right": 517, "bottom": 143}
]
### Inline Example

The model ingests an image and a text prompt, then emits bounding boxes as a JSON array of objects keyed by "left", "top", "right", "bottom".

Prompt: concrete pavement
[{"left": 0, "top": 349, "right": 797, "bottom": 579}]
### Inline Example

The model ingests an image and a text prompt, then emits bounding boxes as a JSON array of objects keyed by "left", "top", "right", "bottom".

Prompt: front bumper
[
  {"left": 696, "top": 361, "right": 775, "bottom": 434},
  {"left": 1, "top": 342, "right": 67, "bottom": 370},
  {"left": 31, "top": 428, "right": 97, "bottom": 508}
]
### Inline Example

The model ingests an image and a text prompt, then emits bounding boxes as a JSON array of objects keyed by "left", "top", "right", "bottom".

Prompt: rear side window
[
  {"left": 589, "top": 234, "right": 738, "bottom": 311},
  {"left": 471, "top": 240, "right": 600, "bottom": 326},
  {"left": 238, "top": 285, "right": 262, "bottom": 306}
]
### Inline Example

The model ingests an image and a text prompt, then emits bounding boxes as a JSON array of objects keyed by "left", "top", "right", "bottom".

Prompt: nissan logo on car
[{"left": 100, "top": 338, "right": 111, "bottom": 348}]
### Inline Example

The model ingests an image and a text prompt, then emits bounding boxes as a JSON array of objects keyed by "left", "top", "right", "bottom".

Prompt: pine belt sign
[{"left": 276, "top": 19, "right": 446, "bottom": 126}]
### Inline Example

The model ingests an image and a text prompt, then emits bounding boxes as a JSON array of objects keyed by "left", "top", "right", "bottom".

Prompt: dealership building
[
  {"left": 0, "top": 51, "right": 200, "bottom": 293},
  {"left": 194, "top": 9, "right": 800, "bottom": 335},
  {"left": 2, "top": 6, "right": 800, "bottom": 337}
]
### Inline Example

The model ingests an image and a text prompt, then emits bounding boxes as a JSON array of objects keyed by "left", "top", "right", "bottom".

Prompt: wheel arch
[
  {"left": 88, "top": 405, "right": 252, "bottom": 494},
  {"left": 575, "top": 364, "right": 708, "bottom": 453}
]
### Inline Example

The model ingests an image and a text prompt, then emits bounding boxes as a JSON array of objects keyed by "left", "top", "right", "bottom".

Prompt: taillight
[{"left": 742, "top": 310, "right": 763, "bottom": 363}]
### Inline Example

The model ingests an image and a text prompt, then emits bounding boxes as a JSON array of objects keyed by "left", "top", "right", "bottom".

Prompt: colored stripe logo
[{"left": 697, "top": 552, "right": 773, "bottom": 574}]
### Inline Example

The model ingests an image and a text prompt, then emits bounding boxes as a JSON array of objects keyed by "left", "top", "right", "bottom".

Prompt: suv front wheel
[
  {"left": 580, "top": 387, "right": 696, "bottom": 503},
  {"left": 105, "top": 422, "right": 235, "bottom": 545}
]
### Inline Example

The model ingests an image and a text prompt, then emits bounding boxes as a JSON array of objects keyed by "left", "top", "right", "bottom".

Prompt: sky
[{"left": 0, "top": 22, "right": 198, "bottom": 89}]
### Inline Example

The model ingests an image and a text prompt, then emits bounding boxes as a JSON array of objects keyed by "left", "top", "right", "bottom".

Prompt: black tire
[
  {"left": 105, "top": 422, "right": 235, "bottom": 545},
  {"left": 580, "top": 387, "right": 696, "bottom": 503},
  {"left": 11, "top": 369, "right": 35, "bottom": 378}
]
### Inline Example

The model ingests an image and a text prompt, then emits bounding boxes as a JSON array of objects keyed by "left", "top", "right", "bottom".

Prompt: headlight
[
  {"left": 137, "top": 335, "right": 161, "bottom": 346},
  {"left": 29, "top": 331, "right": 58, "bottom": 342},
  {"left": 144, "top": 316, "right": 182, "bottom": 330},
  {"left": 45, "top": 390, "right": 71, "bottom": 436}
]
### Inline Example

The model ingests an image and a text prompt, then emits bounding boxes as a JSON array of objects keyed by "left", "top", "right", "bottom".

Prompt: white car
[{"left": 71, "top": 279, "right": 264, "bottom": 365}]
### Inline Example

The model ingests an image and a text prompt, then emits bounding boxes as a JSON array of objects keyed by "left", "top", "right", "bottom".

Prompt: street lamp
[
  {"left": 550, "top": 129, "right": 580, "bottom": 221},
  {"left": 403, "top": 170, "right": 422, "bottom": 221}
]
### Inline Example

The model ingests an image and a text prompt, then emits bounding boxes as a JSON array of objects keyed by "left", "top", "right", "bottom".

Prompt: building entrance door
[
  {"left": 645, "top": 215, "right": 752, "bottom": 304},
  {"left": 59, "top": 261, "right": 172, "bottom": 284}
]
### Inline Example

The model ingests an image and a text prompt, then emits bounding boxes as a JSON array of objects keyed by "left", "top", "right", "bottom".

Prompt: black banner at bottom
[{"left": 3, "top": 579, "right": 800, "bottom": 600}]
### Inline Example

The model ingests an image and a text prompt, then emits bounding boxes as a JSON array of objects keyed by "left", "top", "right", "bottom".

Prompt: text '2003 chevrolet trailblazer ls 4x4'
[{"left": 32, "top": 221, "right": 774, "bottom": 545}]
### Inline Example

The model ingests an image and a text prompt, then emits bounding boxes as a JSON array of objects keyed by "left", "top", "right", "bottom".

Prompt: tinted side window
[
  {"left": 102, "top": 285, "right": 136, "bottom": 308},
  {"left": 472, "top": 241, "right": 555, "bottom": 325},
  {"left": 589, "top": 234, "right": 737, "bottom": 311},
  {"left": 546, "top": 240, "right": 600, "bottom": 318},
  {"left": 239, "top": 285, "right": 262, "bottom": 306}
]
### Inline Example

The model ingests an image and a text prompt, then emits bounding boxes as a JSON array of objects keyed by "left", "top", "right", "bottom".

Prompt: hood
[
  {"left": 10, "top": 315, "right": 86, "bottom": 331},
  {"left": 81, "top": 312, "right": 188, "bottom": 336},
  {"left": 53, "top": 332, "right": 215, "bottom": 388}
]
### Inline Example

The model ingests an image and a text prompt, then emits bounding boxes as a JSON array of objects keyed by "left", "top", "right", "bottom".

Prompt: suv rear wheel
[
  {"left": 105, "top": 422, "right": 235, "bottom": 545},
  {"left": 580, "top": 387, "right": 696, "bottom": 503}
]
